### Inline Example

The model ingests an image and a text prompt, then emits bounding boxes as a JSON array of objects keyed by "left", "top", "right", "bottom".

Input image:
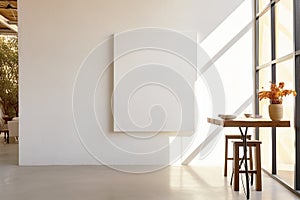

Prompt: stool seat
[
  {"left": 232, "top": 140, "right": 262, "bottom": 145},
  {"left": 224, "top": 134, "right": 252, "bottom": 176},
  {"left": 232, "top": 140, "right": 262, "bottom": 191}
]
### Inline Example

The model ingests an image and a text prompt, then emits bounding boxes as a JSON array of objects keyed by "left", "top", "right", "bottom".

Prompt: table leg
[{"left": 239, "top": 127, "right": 250, "bottom": 199}]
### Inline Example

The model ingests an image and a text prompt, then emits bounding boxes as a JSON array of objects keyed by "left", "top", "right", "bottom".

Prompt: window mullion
[
  {"left": 271, "top": 1, "right": 277, "bottom": 175},
  {"left": 294, "top": 0, "right": 300, "bottom": 191}
]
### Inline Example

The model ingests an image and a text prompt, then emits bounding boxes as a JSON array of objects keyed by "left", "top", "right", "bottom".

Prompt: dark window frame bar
[
  {"left": 256, "top": 53, "right": 294, "bottom": 70},
  {"left": 294, "top": 0, "right": 300, "bottom": 191},
  {"left": 254, "top": 0, "right": 259, "bottom": 140},
  {"left": 256, "top": 0, "right": 280, "bottom": 18},
  {"left": 270, "top": 1, "right": 277, "bottom": 175}
]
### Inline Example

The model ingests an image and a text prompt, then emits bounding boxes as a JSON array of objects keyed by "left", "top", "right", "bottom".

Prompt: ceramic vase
[{"left": 268, "top": 104, "right": 283, "bottom": 121}]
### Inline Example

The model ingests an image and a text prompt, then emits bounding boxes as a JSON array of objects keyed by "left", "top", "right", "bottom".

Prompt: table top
[{"left": 207, "top": 117, "right": 290, "bottom": 127}]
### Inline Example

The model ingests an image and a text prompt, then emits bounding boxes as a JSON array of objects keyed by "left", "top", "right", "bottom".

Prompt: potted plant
[
  {"left": 258, "top": 82, "right": 297, "bottom": 120},
  {"left": 0, "top": 36, "right": 18, "bottom": 119}
]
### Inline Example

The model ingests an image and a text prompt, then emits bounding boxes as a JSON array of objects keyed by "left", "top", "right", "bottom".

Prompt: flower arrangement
[{"left": 258, "top": 82, "right": 297, "bottom": 104}]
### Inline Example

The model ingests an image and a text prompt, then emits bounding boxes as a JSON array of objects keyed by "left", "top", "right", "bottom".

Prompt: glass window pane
[
  {"left": 275, "top": 0, "right": 293, "bottom": 58},
  {"left": 258, "top": 0, "right": 270, "bottom": 13},
  {"left": 258, "top": 11, "right": 271, "bottom": 65},
  {"left": 276, "top": 59, "right": 295, "bottom": 188},
  {"left": 258, "top": 66, "right": 271, "bottom": 118},
  {"left": 258, "top": 66, "right": 272, "bottom": 171}
]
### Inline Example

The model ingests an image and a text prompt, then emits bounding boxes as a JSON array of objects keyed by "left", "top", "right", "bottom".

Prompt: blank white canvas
[{"left": 113, "top": 29, "right": 197, "bottom": 132}]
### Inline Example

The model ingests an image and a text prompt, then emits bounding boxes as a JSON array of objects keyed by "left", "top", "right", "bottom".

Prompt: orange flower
[{"left": 258, "top": 82, "right": 297, "bottom": 104}]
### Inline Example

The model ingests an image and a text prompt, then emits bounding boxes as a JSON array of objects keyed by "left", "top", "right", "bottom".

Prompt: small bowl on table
[
  {"left": 218, "top": 114, "right": 236, "bottom": 120},
  {"left": 244, "top": 113, "right": 252, "bottom": 118}
]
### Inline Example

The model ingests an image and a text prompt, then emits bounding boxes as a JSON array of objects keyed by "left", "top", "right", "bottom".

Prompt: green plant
[{"left": 0, "top": 36, "right": 18, "bottom": 117}]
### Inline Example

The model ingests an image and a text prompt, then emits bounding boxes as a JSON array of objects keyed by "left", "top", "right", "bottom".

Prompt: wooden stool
[
  {"left": 232, "top": 140, "right": 262, "bottom": 191},
  {"left": 224, "top": 134, "right": 252, "bottom": 176}
]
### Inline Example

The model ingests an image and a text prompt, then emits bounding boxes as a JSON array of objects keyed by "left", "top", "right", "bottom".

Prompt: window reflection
[
  {"left": 258, "top": 0, "right": 271, "bottom": 13},
  {"left": 258, "top": 11, "right": 271, "bottom": 65},
  {"left": 276, "top": 59, "right": 295, "bottom": 188},
  {"left": 258, "top": 67, "right": 272, "bottom": 171},
  {"left": 275, "top": 0, "right": 293, "bottom": 58}
]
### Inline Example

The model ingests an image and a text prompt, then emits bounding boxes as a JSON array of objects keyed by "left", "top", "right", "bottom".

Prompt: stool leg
[
  {"left": 233, "top": 143, "right": 239, "bottom": 191},
  {"left": 224, "top": 137, "right": 228, "bottom": 176},
  {"left": 255, "top": 144, "right": 262, "bottom": 191},
  {"left": 249, "top": 146, "right": 254, "bottom": 185}
]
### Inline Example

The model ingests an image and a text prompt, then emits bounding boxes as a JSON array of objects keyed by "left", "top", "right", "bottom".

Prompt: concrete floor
[{"left": 0, "top": 143, "right": 300, "bottom": 200}]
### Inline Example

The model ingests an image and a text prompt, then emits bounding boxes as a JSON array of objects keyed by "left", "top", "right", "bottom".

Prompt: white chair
[{"left": 8, "top": 118, "right": 18, "bottom": 143}]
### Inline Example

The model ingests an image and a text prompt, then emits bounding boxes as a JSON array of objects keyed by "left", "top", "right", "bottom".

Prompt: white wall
[{"left": 19, "top": 0, "right": 246, "bottom": 168}]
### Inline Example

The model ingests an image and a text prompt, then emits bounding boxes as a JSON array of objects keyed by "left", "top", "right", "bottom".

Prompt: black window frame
[{"left": 254, "top": 0, "right": 300, "bottom": 193}]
